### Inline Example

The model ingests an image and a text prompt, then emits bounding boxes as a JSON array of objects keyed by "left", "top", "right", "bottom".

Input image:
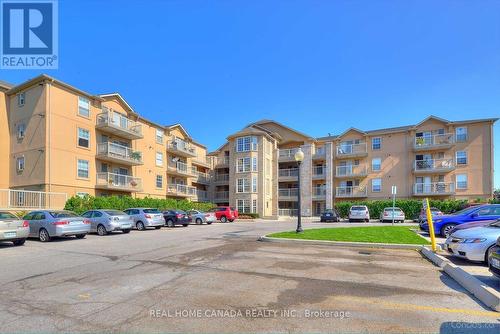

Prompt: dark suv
[{"left": 162, "top": 209, "right": 191, "bottom": 227}]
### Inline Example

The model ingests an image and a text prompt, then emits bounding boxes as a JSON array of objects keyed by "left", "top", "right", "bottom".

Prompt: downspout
[{"left": 47, "top": 80, "right": 53, "bottom": 193}]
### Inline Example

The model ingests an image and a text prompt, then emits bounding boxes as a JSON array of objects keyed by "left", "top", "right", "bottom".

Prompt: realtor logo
[{"left": 1, "top": 0, "right": 58, "bottom": 69}]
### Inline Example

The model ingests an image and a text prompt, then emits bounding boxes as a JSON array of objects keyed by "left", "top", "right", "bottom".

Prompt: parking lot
[{"left": 0, "top": 220, "right": 499, "bottom": 333}]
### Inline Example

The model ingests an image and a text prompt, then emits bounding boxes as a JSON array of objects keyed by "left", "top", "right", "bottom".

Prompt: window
[
  {"left": 236, "top": 136, "right": 258, "bottom": 152},
  {"left": 372, "top": 137, "right": 381, "bottom": 150},
  {"left": 252, "top": 176, "right": 257, "bottom": 192},
  {"left": 155, "top": 152, "right": 163, "bottom": 166},
  {"left": 156, "top": 175, "right": 163, "bottom": 188},
  {"left": 236, "top": 157, "right": 251, "bottom": 173},
  {"left": 252, "top": 199, "right": 257, "bottom": 213},
  {"left": 237, "top": 199, "right": 250, "bottom": 213},
  {"left": 372, "top": 178, "right": 382, "bottom": 192},
  {"left": 78, "top": 96, "right": 90, "bottom": 117},
  {"left": 77, "top": 159, "right": 89, "bottom": 178},
  {"left": 456, "top": 127, "right": 468, "bottom": 142},
  {"left": 17, "top": 123, "right": 25, "bottom": 139},
  {"left": 17, "top": 93, "right": 25, "bottom": 106},
  {"left": 77, "top": 128, "right": 90, "bottom": 148},
  {"left": 456, "top": 151, "right": 467, "bottom": 165},
  {"left": 252, "top": 157, "right": 258, "bottom": 172},
  {"left": 236, "top": 178, "right": 250, "bottom": 193},
  {"left": 456, "top": 174, "right": 467, "bottom": 189},
  {"left": 372, "top": 158, "right": 381, "bottom": 171},
  {"left": 156, "top": 129, "right": 164, "bottom": 144},
  {"left": 16, "top": 157, "right": 25, "bottom": 171}
]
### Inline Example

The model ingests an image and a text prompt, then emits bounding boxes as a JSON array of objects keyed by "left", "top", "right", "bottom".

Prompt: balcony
[
  {"left": 278, "top": 188, "right": 299, "bottom": 200},
  {"left": 96, "top": 112, "right": 143, "bottom": 139},
  {"left": 413, "top": 159, "right": 455, "bottom": 174},
  {"left": 194, "top": 189, "right": 209, "bottom": 202},
  {"left": 336, "top": 165, "right": 368, "bottom": 178},
  {"left": 313, "top": 146, "right": 326, "bottom": 160},
  {"left": 413, "top": 133, "right": 455, "bottom": 151},
  {"left": 313, "top": 186, "right": 326, "bottom": 200},
  {"left": 214, "top": 191, "right": 229, "bottom": 201},
  {"left": 96, "top": 173, "right": 143, "bottom": 192},
  {"left": 215, "top": 156, "right": 230, "bottom": 167},
  {"left": 166, "top": 184, "right": 197, "bottom": 197},
  {"left": 168, "top": 140, "right": 197, "bottom": 158},
  {"left": 413, "top": 183, "right": 455, "bottom": 196},
  {"left": 214, "top": 173, "right": 229, "bottom": 184},
  {"left": 312, "top": 165, "right": 326, "bottom": 179},
  {"left": 279, "top": 148, "right": 300, "bottom": 161},
  {"left": 278, "top": 208, "right": 298, "bottom": 216},
  {"left": 96, "top": 142, "right": 143, "bottom": 166},
  {"left": 192, "top": 156, "right": 211, "bottom": 168},
  {"left": 192, "top": 169, "right": 210, "bottom": 184},
  {"left": 335, "top": 186, "right": 367, "bottom": 198},
  {"left": 336, "top": 143, "right": 368, "bottom": 158},
  {"left": 167, "top": 161, "right": 195, "bottom": 178},
  {"left": 278, "top": 168, "right": 299, "bottom": 181}
]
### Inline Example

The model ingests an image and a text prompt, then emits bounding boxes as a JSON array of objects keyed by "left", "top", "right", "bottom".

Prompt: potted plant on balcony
[
  {"left": 130, "top": 151, "right": 142, "bottom": 161},
  {"left": 130, "top": 179, "right": 138, "bottom": 187},
  {"left": 416, "top": 137, "right": 425, "bottom": 146}
]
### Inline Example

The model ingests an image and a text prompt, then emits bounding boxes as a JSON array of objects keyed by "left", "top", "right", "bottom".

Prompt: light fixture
[
  {"left": 295, "top": 147, "right": 304, "bottom": 233},
  {"left": 294, "top": 148, "right": 304, "bottom": 163}
]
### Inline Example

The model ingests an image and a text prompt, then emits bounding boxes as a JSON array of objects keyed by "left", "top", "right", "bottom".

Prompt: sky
[{"left": 1, "top": 0, "right": 499, "bottom": 188}]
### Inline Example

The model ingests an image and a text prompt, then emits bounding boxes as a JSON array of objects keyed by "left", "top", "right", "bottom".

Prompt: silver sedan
[
  {"left": 187, "top": 210, "right": 216, "bottom": 225},
  {"left": 23, "top": 210, "right": 91, "bottom": 242},
  {"left": 0, "top": 211, "right": 29, "bottom": 246},
  {"left": 445, "top": 220, "right": 500, "bottom": 265},
  {"left": 81, "top": 210, "right": 133, "bottom": 236},
  {"left": 379, "top": 207, "right": 405, "bottom": 223}
]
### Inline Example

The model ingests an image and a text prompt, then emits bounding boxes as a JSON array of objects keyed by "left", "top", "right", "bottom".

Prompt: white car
[{"left": 348, "top": 206, "right": 370, "bottom": 222}]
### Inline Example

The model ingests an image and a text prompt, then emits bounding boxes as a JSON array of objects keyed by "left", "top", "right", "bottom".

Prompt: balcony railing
[
  {"left": 214, "top": 174, "right": 229, "bottom": 183},
  {"left": 313, "top": 186, "right": 326, "bottom": 198},
  {"left": 335, "top": 186, "right": 367, "bottom": 198},
  {"left": 313, "top": 146, "right": 326, "bottom": 158},
  {"left": 414, "top": 133, "right": 455, "bottom": 150},
  {"left": 0, "top": 189, "right": 67, "bottom": 210},
  {"left": 214, "top": 191, "right": 229, "bottom": 200},
  {"left": 195, "top": 189, "right": 208, "bottom": 201},
  {"left": 193, "top": 156, "right": 211, "bottom": 166},
  {"left": 192, "top": 169, "right": 210, "bottom": 183},
  {"left": 413, "top": 159, "right": 455, "bottom": 173},
  {"left": 336, "top": 165, "right": 367, "bottom": 177},
  {"left": 278, "top": 188, "right": 299, "bottom": 198},
  {"left": 168, "top": 161, "right": 194, "bottom": 176},
  {"left": 168, "top": 140, "right": 196, "bottom": 157},
  {"left": 278, "top": 208, "right": 298, "bottom": 216},
  {"left": 312, "top": 165, "right": 326, "bottom": 178},
  {"left": 279, "top": 148, "right": 300, "bottom": 160},
  {"left": 413, "top": 182, "right": 455, "bottom": 196},
  {"left": 97, "top": 142, "right": 143, "bottom": 165},
  {"left": 96, "top": 111, "right": 143, "bottom": 139},
  {"left": 279, "top": 168, "right": 299, "bottom": 178},
  {"left": 167, "top": 184, "right": 197, "bottom": 196},
  {"left": 96, "top": 173, "right": 142, "bottom": 192},
  {"left": 336, "top": 143, "right": 367, "bottom": 157}
]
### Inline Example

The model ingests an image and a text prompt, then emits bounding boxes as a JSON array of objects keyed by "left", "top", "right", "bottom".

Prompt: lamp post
[{"left": 294, "top": 148, "right": 305, "bottom": 233}]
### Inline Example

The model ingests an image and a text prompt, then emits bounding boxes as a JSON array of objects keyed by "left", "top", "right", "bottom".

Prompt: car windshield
[
  {"left": 0, "top": 212, "right": 18, "bottom": 219},
  {"left": 324, "top": 209, "right": 334, "bottom": 213},
  {"left": 49, "top": 211, "right": 78, "bottom": 218},
  {"left": 143, "top": 209, "right": 161, "bottom": 214},
  {"left": 104, "top": 210, "right": 126, "bottom": 216},
  {"left": 351, "top": 206, "right": 366, "bottom": 211}
]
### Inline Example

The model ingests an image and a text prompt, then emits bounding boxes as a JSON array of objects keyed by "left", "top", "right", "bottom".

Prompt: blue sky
[{"left": 1, "top": 0, "right": 499, "bottom": 188}]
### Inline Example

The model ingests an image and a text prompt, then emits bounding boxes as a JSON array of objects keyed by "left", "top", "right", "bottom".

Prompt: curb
[
  {"left": 258, "top": 236, "right": 425, "bottom": 250},
  {"left": 420, "top": 247, "right": 500, "bottom": 312}
]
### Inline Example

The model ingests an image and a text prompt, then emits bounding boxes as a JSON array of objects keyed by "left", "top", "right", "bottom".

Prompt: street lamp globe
[{"left": 294, "top": 148, "right": 304, "bottom": 162}]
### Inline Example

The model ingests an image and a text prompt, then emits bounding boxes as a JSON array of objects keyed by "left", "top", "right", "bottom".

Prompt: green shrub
[
  {"left": 334, "top": 199, "right": 468, "bottom": 219},
  {"left": 241, "top": 213, "right": 259, "bottom": 219},
  {"left": 64, "top": 195, "right": 215, "bottom": 215}
]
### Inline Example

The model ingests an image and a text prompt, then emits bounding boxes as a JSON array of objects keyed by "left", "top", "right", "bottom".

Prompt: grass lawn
[{"left": 268, "top": 226, "right": 430, "bottom": 245}]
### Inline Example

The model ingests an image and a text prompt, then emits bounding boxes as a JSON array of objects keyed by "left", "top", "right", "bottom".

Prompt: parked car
[
  {"left": 81, "top": 210, "right": 133, "bottom": 235},
  {"left": 209, "top": 206, "right": 239, "bottom": 223},
  {"left": 445, "top": 220, "right": 500, "bottom": 265},
  {"left": 123, "top": 208, "right": 164, "bottom": 230},
  {"left": 163, "top": 209, "right": 191, "bottom": 227},
  {"left": 348, "top": 205, "right": 370, "bottom": 222},
  {"left": 23, "top": 210, "right": 90, "bottom": 242},
  {"left": 449, "top": 218, "right": 499, "bottom": 234},
  {"left": 379, "top": 207, "right": 405, "bottom": 223},
  {"left": 320, "top": 209, "right": 340, "bottom": 222},
  {"left": 0, "top": 211, "right": 29, "bottom": 246},
  {"left": 488, "top": 236, "right": 500, "bottom": 278},
  {"left": 417, "top": 207, "right": 443, "bottom": 223},
  {"left": 187, "top": 210, "right": 216, "bottom": 225},
  {"left": 420, "top": 204, "right": 500, "bottom": 237}
]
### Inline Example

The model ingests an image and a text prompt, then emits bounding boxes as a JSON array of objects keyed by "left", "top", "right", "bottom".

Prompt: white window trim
[
  {"left": 17, "top": 93, "right": 25, "bottom": 107},
  {"left": 17, "top": 123, "right": 25, "bottom": 139},
  {"left": 77, "top": 127, "right": 90, "bottom": 148},
  {"left": 155, "top": 129, "right": 164, "bottom": 144},
  {"left": 371, "top": 137, "right": 381, "bottom": 150},
  {"left": 77, "top": 159, "right": 90, "bottom": 179},
  {"left": 455, "top": 127, "right": 468, "bottom": 142},
  {"left": 236, "top": 178, "right": 250, "bottom": 193},
  {"left": 371, "top": 157, "right": 381, "bottom": 172},
  {"left": 455, "top": 151, "right": 468, "bottom": 165},
  {"left": 16, "top": 156, "right": 25, "bottom": 172},
  {"left": 456, "top": 174, "right": 468, "bottom": 189},
  {"left": 156, "top": 152, "right": 163, "bottom": 167},
  {"left": 78, "top": 96, "right": 90, "bottom": 118},
  {"left": 371, "top": 178, "right": 382, "bottom": 192},
  {"left": 156, "top": 175, "right": 163, "bottom": 188},
  {"left": 236, "top": 157, "right": 251, "bottom": 173}
]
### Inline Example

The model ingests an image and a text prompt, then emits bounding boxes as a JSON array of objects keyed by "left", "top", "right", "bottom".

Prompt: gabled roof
[
  {"left": 99, "top": 93, "right": 136, "bottom": 114},
  {"left": 335, "top": 127, "right": 366, "bottom": 139},
  {"left": 0, "top": 80, "right": 14, "bottom": 90},
  {"left": 166, "top": 123, "right": 192, "bottom": 141},
  {"left": 249, "top": 119, "right": 314, "bottom": 141},
  {"left": 411, "top": 115, "right": 450, "bottom": 128}
]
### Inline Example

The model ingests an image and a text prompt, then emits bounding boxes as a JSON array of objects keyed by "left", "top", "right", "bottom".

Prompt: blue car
[{"left": 419, "top": 204, "right": 500, "bottom": 237}]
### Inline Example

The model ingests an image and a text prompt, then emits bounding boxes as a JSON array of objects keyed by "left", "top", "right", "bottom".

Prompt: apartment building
[
  {"left": 0, "top": 75, "right": 211, "bottom": 207},
  {"left": 209, "top": 117, "right": 496, "bottom": 219}
]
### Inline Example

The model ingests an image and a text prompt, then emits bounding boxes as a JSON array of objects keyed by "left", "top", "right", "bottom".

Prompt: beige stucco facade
[{"left": 210, "top": 117, "right": 496, "bottom": 218}]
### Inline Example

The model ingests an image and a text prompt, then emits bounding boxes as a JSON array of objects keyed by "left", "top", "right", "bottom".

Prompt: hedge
[
  {"left": 64, "top": 195, "right": 215, "bottom": 215},
  {"left": 334, "top": 199, "right": 469, "bottom": 219}
]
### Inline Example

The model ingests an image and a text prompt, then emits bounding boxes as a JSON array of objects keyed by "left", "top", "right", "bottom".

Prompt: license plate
[
  {"left": 326, "top": 214, "right": 331, "bottom": 217},
  {"left": 4, "top": 231, "right": 16, "bottom": 238},
  {"left": 491, "top": 258, "right": 500, "bottom": 269},
  {"left": 70, "top": 220, "right": 83, "bottom": 225}
]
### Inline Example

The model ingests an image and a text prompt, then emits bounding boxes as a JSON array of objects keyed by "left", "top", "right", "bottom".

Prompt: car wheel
[
  {"left": 207, "top": 222, "right": 212, "bottom": 225},
  {"left": 39, "top": 228, "right": 50, "bottom": 242},
  {"left": 348, "top": 219, "right": 352, "bottom": 223},
  {"left": 167, "top": 220, "right": 175, "bottom": 228},
  {"left": 97, "top": 224, "right": 107, "bottom": 236},
  {"left": 122, "top": 229, "right": 130, "bottom": 234},
  {"left": 365, "top": 219, "right": 369, "bottom": 222},
  {"left": 136, "top": 221, "right": 146, "bottom": 231},
  {"left": 75, "top": 234, "right": 86, "bottom": 239},
  {"left": 220, "top": 216, "right": 227, "bottom": 223},
  {"left": 182, "top": 224, "right": 189, "bottom": 227},
  {"left": 485, "top": 245, "right": 495, "bottom": 265},
  {"left": 155, "top": 226, "right": 161, "bottom": 229},
  {"left": 229, "top": 219, "right": 234, "bottom": 222},
  {"left": 196, "top": 218, "right": 203, "bottom": 225},
  {"left": 12, "top": 239, "right": 25, "bottom": 246},
  {"left": 440, "top": 223, "right": 456, "bottom": 237},
  {"left": 320, "top": 219, "right": 324, "bottom": 222}
]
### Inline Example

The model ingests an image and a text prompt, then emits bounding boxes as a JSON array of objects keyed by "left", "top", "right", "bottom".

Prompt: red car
[{"left": 209, "top": 206, "right": 238, "bottom": 223}]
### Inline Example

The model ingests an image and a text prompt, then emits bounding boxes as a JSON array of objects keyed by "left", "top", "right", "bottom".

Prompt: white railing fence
[{"left": 0, "top": 189, "right": 68, "bottom": 210}]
